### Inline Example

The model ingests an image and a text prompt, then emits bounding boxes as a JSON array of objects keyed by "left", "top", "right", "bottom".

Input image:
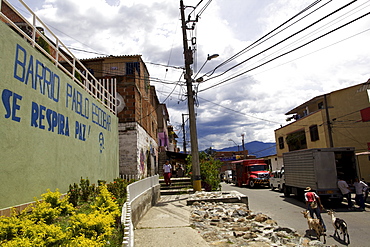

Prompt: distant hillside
[{"left": 216, "top": 141, "right": 276, "bottom": 158}]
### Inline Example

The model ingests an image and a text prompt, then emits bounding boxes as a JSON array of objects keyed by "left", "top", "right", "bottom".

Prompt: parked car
[
  {"left": 224, "top": 170, "right": 235, "bottom": 183},
  {"left": 270, "top": 169, "right": 285, "bottom": 192}
]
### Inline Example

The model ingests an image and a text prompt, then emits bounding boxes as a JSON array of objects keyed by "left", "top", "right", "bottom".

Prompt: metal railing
[
  {"left": 121, "top": 175, "right": 159, "bottom": 247},
  {"left": 0, "top": 0, "right": 116, "bottom": 114},
  {"left": 120, "top": 174, "right": 140, "bottom": 181}
]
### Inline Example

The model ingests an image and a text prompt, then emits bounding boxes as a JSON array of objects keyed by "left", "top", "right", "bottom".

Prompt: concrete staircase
[{"left": 159, "top": 177, "right": 193, "bottom": 195}]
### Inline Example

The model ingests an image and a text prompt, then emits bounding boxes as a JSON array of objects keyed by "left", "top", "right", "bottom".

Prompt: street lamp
[
  {"left": 228, "top": 139, "right": 239, "bottom": 151},
  {"left": 194, "top": 54, "right": 219, "bottom": 81}
]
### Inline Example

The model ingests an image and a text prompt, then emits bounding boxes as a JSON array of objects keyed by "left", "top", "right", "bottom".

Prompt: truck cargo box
[{"left": 282, "top": 147, "right": 357, "bottom": 201}]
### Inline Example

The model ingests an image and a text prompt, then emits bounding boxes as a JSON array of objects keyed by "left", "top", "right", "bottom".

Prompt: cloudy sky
[{"left": 8, "top": 0, "right": 370, "bottom": 152}]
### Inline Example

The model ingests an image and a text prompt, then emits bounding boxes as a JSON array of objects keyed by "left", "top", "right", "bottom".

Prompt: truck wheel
[
  {"left": 283, "top": 185, "right": 290, "bottom": 197},
  {"left": 249, "top": 180, "right": 255, "bottom": 188}
]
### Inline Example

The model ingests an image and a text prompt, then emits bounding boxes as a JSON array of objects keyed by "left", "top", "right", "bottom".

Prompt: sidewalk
[{"left": 134, "top": 194, "right": 209, "bottom": 247}]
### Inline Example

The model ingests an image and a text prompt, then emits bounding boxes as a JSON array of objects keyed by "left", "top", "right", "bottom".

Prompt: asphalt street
[{"left": 222, "top": 182, "right": 370, "bottom": 247}]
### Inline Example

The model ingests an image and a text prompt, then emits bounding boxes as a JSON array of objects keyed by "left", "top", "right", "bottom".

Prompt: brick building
[{"left": 81, "top": 55, "right": 162, "bottom": 178}]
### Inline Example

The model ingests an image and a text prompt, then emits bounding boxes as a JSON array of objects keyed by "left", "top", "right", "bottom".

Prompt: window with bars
[
  {"left": 278, "top": 137, "right": 284, "bottom": 149},
  {"left": 309, "top": 125, "right": 319, "bottom": 142},
  {"left": 126, "top": 62, "right": 140, "bottom": 75}
]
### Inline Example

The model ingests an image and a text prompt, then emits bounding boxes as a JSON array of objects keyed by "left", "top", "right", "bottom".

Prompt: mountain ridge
[{"left": 216, "top": 141, "right": 276, "bottom": 158}]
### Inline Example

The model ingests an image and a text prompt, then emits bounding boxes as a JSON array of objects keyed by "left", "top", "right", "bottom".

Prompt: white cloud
[{"left": 9, "top": 0, "right": 370, "bottom": 152}]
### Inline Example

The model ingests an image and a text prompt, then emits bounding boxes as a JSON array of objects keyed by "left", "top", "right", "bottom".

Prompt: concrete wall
[
  {"left": 130, "top": 184, "right": 160, "bottom": 228},
  {"left": 0, "top": 21, "right": 119, "bottom": 209},
  {"left": 119, "top": 122, "right": 158, "bottom": 178}
]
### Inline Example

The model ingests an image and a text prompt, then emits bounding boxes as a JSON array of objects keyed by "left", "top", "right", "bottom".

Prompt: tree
[{"left": 186, "top": 151, "right": 222, "bottom": 191}]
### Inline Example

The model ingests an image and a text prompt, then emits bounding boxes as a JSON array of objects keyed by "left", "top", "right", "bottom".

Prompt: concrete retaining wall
[
  {"left": 122, "top": 175, "right": 160, "bottom": 246},
  {"left": 130, "top": 184, "right": 160, "bottom": 227}
]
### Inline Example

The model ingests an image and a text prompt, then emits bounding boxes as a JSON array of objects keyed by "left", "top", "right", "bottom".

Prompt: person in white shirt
[
  {"left": 163, "top": 160, "right": 172, "bottom": 186},
  {"left": 354, "top": 177, "right": 368, "bottom": 210},
  {"left": 338, "top": 178, "right": 353, "bottom": 209}
]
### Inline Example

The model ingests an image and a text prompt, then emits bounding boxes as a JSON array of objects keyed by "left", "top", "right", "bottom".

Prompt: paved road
[{"left": 222, "top": 182, "right": 370, "bottom": 247}]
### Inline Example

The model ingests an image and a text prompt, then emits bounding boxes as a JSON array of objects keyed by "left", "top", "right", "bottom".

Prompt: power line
[
  {"left": 202, "top": 0, "right": 358, "bottom": 85},
  {"left": 203, "top": 0, "right": 327, "bottom": 77},
  {"left": 198, "top": 96, "right": 282, "bottom": 125},
  {"left": 199, "top": 9, "right": 370, "bottom": 93}
]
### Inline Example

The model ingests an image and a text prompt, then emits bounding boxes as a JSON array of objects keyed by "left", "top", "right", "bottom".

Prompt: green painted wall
[{"left": 0, "top": 21, "right": 119, "bottom": 209}]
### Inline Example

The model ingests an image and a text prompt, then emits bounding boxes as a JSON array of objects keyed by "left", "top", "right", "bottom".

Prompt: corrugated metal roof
[{"left": 80, "top": 54, "right": 142, "bottom": 61}]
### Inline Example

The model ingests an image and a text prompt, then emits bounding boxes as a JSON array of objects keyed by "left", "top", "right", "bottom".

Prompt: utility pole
[
  {"left": 180, "top": 0, "right": 201, "bottom": 191},
  {"left": 324, "top": 94, "right": 334, "bottom": 147},
  {"left": 182, "top": 113, "right": 187, "bottom": 154},
  {"left": 241, "top": 133, "right": 246, "bottom": 159}
]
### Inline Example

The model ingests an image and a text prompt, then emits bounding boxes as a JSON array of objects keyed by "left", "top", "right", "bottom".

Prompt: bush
[
  {"left": 0, "top": 177, "right": 134, "bottom": 246},
  {"left": 93, "top": 185, "right": 120, "bottom": 217},
  {"left": 186, "top": 151, "right": 222, "bottom": 191},
  {"left": 69, "top": 211, "right": 114, "bottom": 240}
]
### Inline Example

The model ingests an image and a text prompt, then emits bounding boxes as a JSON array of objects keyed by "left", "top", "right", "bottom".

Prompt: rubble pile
[{"left": 189, "top": 192, "right": 330, "bottom": 247}]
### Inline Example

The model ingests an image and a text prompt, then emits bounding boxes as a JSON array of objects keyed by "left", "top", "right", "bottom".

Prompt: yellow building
[{"left": 275, "top": 79, "right": 370, "bottom": 181}]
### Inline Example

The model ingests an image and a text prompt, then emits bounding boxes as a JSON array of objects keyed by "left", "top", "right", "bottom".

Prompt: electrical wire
[
  {"left": 199, "top": 9, "right": 370, "bottom": 93},
  {"left": 137, "top": 72, "right": 185, "bottom": 122},
  {"left": 250, "top": 1, "right": 370, "bottom": 69},
  {"left": 198, "top": 96, "right": 282, "bottom": 125},
  {"left": 203, "top": 0, "right": 327, "bottom": 77},
  {"left": 202, "top": 0, "right": 358, "bottom": 85}
]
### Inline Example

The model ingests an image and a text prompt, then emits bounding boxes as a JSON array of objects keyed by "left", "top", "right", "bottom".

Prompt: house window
[
  {"left": 318, "top": 102, "right": 324, "bottom": 109},
  {"left": 286, "top": 130, "right": 307, "bottom": 151},
  {"left": 126, "top": 62, "right": 140, "bottom": 75},
  {"left": 309, "top": 125, "right": 319, "bottom": 141},
  {"left": 278, "top": 137, "right": 284, "bottom": 149}
]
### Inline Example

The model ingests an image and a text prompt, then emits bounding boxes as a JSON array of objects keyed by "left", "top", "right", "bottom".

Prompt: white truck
[
  {"left": 282, "top": 147, "right": 358, "bottom": 204},
  {"left": 270, "top": 169, "right": 285, "bottom": 192},
  {"left": 224, "top": 170, "right": 234, "bottom": 184}
]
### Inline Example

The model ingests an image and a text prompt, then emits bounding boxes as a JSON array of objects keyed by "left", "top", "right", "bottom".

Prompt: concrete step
[
  {"left": 160, "top": 185, "right": 192, "bottom": 190},
  {"left": 159, "top": 177, "right": 193, "bottom": 195},
  {"left": 159, "top": 177, "right": 191, "bottom": 182},
  {"left": 160, "top": 188, "right": 194, "bottom": 195}
]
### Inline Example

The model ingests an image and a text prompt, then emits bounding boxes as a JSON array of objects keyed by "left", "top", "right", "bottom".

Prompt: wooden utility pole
[
  {"left": 324, "top": 94, "right": 334, "bottom": 147},
  {"left": 180, "top": 0, "right": 201, "bottom": 191},
  {"left": 182, "top": 113, "right": 187, "bottom": 154}
]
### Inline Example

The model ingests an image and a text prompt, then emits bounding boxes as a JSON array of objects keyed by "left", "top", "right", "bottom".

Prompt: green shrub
[
  {"left": 69, "top": 211, "right": 114, "bottom": 240},
  {"left": 69, "top": 235, "right": 106, "bottom": 247},
  {"left": 0, "top": 216, "right": 28, "bottom": 241},
  {"left": 186, "top": 151, "right": 222, "bottom": 191},
  {"left": 27, "top": 201, "right": 61, "bottom": 224},
  {"left": 106, "top": 178, "right": 129, "bottom": 207},
  {"left": 68, "top": 183, "right": 80, "bottom": 207},
  {"left": 80, "top": 177, "right": 95, "bottom": 202},
  {"left": 41, "top": 189, "right": 75, "bottom": 215},
  {"left": 93, "top": 184, "right": 120, "bottom": 217},
  {"left": 0, "top": 177, "right": 133, "bottom": 246}
]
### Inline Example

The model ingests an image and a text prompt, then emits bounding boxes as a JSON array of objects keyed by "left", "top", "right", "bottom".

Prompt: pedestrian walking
[
  {"left": 304, "top": 187, "right": 326, "bottom": 231},
  {"left": 163, "top": 160, "right": 172, "bottom": 186}
]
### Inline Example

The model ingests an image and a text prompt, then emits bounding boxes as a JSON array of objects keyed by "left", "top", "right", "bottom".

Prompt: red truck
[{"left": 232, "top": 159, "right": 270, "bottom": 188}]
